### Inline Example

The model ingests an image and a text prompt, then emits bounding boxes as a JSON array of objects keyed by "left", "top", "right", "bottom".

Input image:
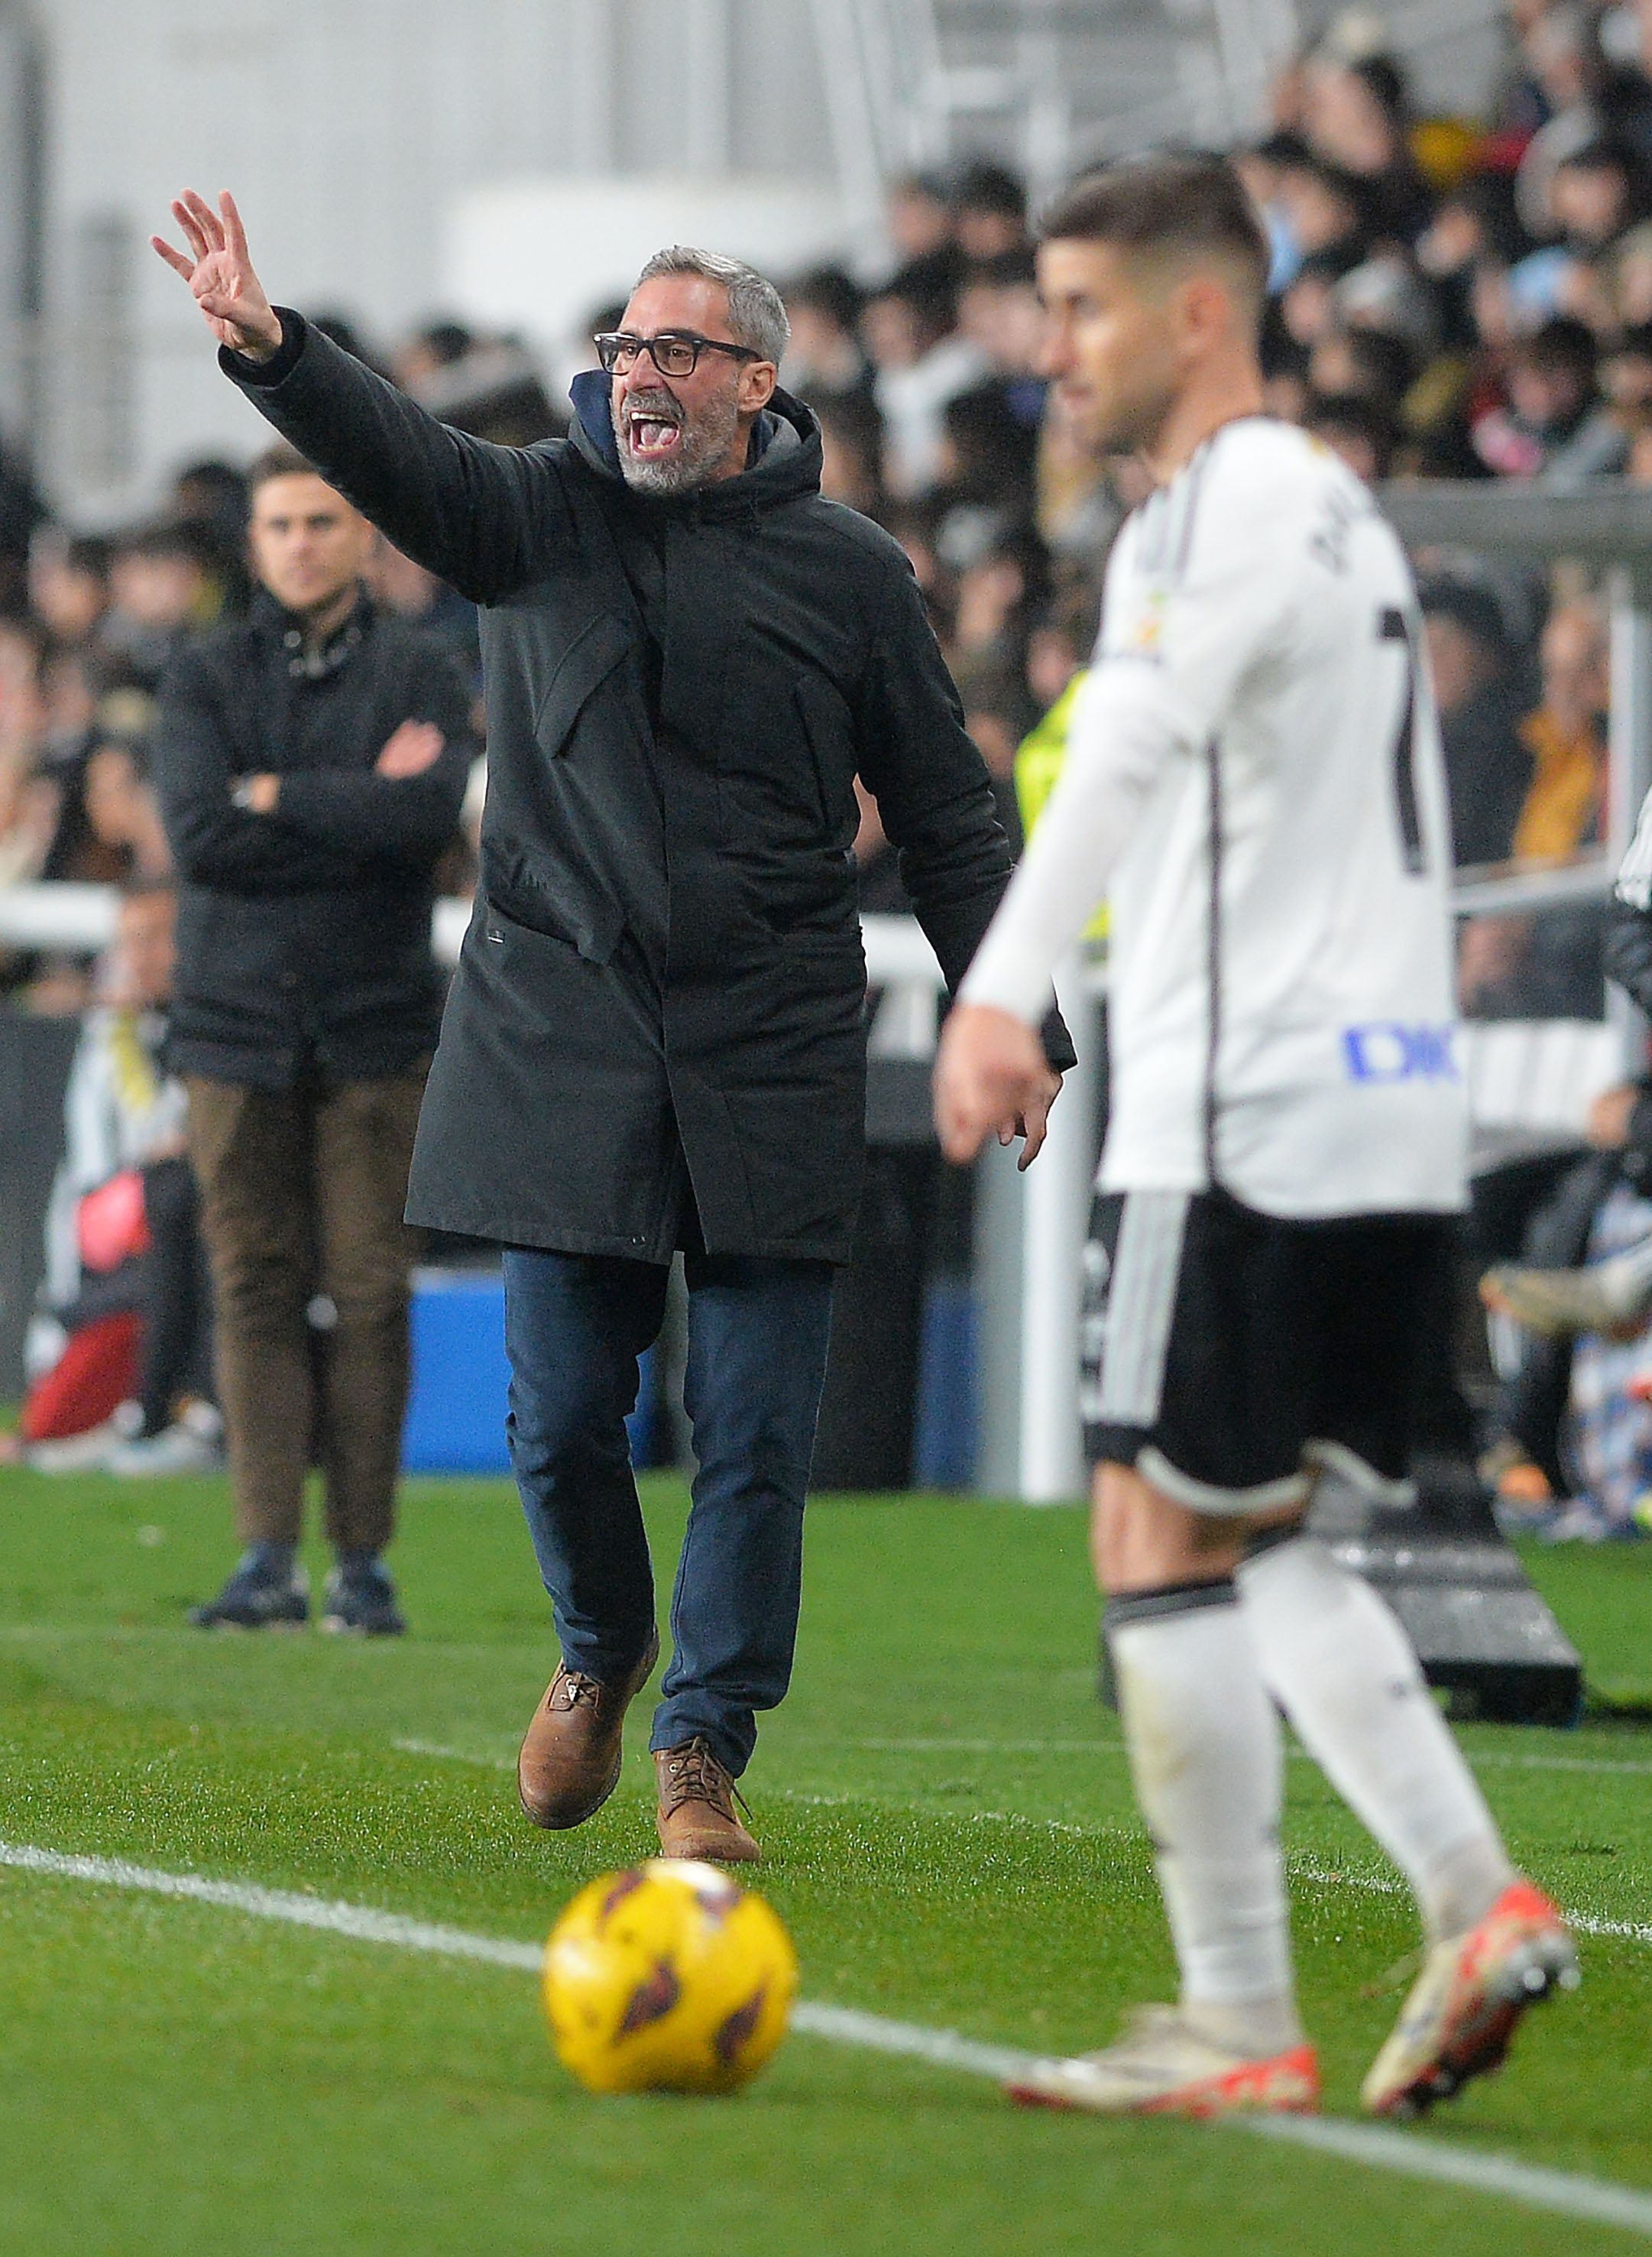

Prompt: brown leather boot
[
  {"left": 653, "top": 1736, "right": 761, "bottom": 1863},
  {"left": 517, "top": 1630, "right": 659, "bottom": 1830}
]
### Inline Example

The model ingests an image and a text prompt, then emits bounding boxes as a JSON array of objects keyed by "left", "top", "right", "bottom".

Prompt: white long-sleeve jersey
[{"left": 960, "top": 417, "right": 1467, "bottom": 1218}]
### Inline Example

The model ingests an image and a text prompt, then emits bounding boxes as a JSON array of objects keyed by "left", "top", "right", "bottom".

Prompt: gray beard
[{"left": 612, "top": 384, "right": 741, "bottom": 495}]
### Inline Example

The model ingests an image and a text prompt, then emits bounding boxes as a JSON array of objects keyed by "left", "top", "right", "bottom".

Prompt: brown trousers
[{"left": 184, "top": 1069, "right": 426, "bottom": 1552}]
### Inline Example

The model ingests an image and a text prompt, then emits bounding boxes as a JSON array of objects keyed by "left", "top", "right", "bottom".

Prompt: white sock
[
  {"left": 1237, "top": 1535, "right": 1514, "bottom": 1943},
  {"left": 1108, "top": 1587, "right": 1304, "bottom": 2057}
]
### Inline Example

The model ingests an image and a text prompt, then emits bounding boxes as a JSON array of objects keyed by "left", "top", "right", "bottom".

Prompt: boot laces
[
  {"left": 550, "top": 1668, "right": 602, "bottom": 1713},
  {"left": 660, "top": 1736, "right": 751, "bottom": 1821}
]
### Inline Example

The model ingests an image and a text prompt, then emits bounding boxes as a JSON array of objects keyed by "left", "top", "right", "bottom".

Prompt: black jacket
[
  {"left": 154, "top": 588, "right": 473, "bottom": 1086},
  {"left": 225, "top": 316, "right": 1071, "bottom": 1262}
]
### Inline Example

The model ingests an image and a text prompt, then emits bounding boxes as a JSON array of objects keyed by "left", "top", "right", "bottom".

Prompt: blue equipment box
[{"left": 401, "top": 1266, "right": 655, "bottom": 1475}]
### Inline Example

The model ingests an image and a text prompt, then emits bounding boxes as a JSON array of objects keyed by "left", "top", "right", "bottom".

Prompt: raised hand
[{"left": 151, "top": 190, "right": 282, "bottom": 362}]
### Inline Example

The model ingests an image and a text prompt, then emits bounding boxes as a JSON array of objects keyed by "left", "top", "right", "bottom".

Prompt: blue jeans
[{"left": 501, "top": 1247, "right": 834, "bottom": 1775}]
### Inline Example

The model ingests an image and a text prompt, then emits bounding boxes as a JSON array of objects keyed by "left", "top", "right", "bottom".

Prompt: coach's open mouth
[{"left": 627, "top": 413, "right": 684, "bottom": 459}]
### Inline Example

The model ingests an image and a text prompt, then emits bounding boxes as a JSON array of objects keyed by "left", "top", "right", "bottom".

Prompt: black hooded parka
[{"left": 225, "top": 314, "right": 1071, "bottom": 1263}]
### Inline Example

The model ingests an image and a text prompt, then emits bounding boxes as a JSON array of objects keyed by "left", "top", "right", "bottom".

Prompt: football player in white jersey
[{"left": 935, "top": 154, "right": 1577, "bottom": 2121}]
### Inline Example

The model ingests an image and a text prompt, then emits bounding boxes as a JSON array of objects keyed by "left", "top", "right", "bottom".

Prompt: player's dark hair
[
  {"left": 1040, "top": 153, "right": 1270, "bottom": 312},
  {"left": 247, "top": 439, "right": 320, "bottom": 495}
]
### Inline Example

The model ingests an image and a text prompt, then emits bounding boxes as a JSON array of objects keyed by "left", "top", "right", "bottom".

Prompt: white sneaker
[
  {"left": 24, "top": 1401, "right": 142, "bottom": 1473},
  {"left": 1006, "top": 2006, "right": 1320, "bottom": 2118},
  {"left": 105, "top": 1402, "right": 224, "bottom": 1478}
]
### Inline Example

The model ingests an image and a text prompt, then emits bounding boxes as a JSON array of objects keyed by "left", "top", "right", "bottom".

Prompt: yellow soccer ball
[{"left": 543, "top": 1859, "right": 798, "bottom": 2095}]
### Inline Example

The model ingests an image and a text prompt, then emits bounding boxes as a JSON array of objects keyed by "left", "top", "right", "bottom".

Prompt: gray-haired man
[{"left": 155, "top": 191, "right": 1069, "bottom": 1861}]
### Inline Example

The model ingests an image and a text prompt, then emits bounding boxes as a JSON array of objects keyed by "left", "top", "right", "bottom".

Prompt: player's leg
[
  {"left": 1235, "top": 1214, "right": 1576, "bottom": 2116},
  {"left": 503, "top": 1247, "right": 670, "bottom": 1827},
  {"left": 651, "top": 1251, "right": 834, "bottom": 1862},
  {"left": 1010, "top": 1191, "right": 1318, "bottom": 2117}
]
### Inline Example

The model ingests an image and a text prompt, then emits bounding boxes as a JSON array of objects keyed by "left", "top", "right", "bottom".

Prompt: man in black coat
[
  {"left": 156, "top": 190, "right": 1070, "bottom": 1860},
  {"left": 153, "top": 439, "right": 473, "bottom": 1636}
]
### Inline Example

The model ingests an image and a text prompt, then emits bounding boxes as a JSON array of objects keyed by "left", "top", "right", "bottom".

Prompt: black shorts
[{"left": 1079, "top": 1186, "right": 1449, "bottom": 1514}]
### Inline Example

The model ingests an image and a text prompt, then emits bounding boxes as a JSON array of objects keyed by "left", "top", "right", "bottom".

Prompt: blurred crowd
[
  {"left": 6, "top": 0, "right": 1652, "bottom": 1524},
  {"left": 3, "top": 1, "right": 1652, "bottom": 1017}
]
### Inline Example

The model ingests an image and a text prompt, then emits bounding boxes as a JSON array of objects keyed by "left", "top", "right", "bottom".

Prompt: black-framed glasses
[{"left": 594, "top": 330, "right": 763, "bottom": 378}]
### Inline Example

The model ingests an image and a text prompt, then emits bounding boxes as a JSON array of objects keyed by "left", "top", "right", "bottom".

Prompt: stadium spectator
[
  {"left": 171, "top": 456, "right": 248, "bottom": 546},
  {"left": 1457, "top": 599, "right": 1612, "bottom": 1018},
  {"left": 15, "top": 880, "right": 219, "bottom": 1475},
  {"left": 780, "top": 266, "right": 873, "bottom": 404},
  {"left": 1478, "top": 770, "right": 1652, "bottom": 1476},
  {"left": 1472, "top": 315, "right": 1613, "bottom": 478},
  {"left": 28, "top": 531, "right": 112, "bottom": 649},
  {"left": 957, "top": 249, "right": 1048, "bottom": 431},
  {"left": 863, "top": 255, "right": 987, "bottom": 495},
  {"left": 1514, "top": 598, "right": 1609, "bottom": 861},
  {"left": 154, "top": 190, "right": 1070, "bottom": 1866},
  {"left": 0, "top": 740, "right": 58, "bottom": 890},
  {"left": 1301, "top": 47, "right": 1434, "bottom": 244},
  {"left": 1419, "top": 576, "right": 1534, "bottom": 869},
  {"left": 102, "top": 522, "right": 222, "bottom": 689},
  {"left": 1478, "top": 1072, "right": 1652, "bottom": 1535},
  {"left": 883, "top": 170, "right": 955, "bottom": 265},
  {"left": 149, "top": 437, "right": 474, "bottom": 1637},
  {"left": 1272, "top": 150, "right": 1372, "bottom": 279},
  {"left": 1304, "top": 389, "right": 1401, "bottom": 482},
  {"left": 81, "top": 738, "right": 172, "bottom": 883},
  {"left": 950, "top": 159, "right": 1030, "bottom": 258},
  {"left": 366, "top": 536, "right": 482, "bottom": 696},
  {"left": 812, "top": 388, "right": 886, "bottom": 515},
  {"left": 391, "top": 317, "right": 475, "bottom": 393},
  {"left": 170, "top": 458, "right": 253, "bottom": 613}
]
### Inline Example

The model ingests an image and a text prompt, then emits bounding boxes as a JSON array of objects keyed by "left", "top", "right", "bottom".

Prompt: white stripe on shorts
[{"left": 1096, "top": 1190, "right": 1190, "bottom": 1428}]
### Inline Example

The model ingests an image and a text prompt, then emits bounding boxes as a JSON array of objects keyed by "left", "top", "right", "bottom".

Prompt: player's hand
[
  {"left": 151, "top": 190, "right": 282, "bottom": 362},
  {"left": 375, "top": 720, "right": 445, "bottom": 779},
  {"left": 1009, "top": 1069, "right": 1063, "bottom": 1172},
  {"left": 934, "top": 1001, "right": 1059, "bottom": 1166}
]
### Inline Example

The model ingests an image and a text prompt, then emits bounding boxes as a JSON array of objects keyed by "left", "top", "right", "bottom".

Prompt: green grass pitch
[{"left": 2, "top": 1466, "right": 1651, "bottom": 2255}]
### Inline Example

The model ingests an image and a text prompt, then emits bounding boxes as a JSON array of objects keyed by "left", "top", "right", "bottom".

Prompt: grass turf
[{"left": 1, "top": 1466, "right": 1650, "bottom": 2254}]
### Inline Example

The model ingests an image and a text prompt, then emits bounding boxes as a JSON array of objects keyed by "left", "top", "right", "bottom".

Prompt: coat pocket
[
  {"left": 481, "top": 853, "right": 624, "bottom": 966},
  {"left": 532, "top": 613, "right": 633, "bottom": 757}
]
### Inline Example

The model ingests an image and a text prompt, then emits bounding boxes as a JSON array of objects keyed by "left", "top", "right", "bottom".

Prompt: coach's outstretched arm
[{"left": 152, "top": 190, "right": 562, "bottom": 604}]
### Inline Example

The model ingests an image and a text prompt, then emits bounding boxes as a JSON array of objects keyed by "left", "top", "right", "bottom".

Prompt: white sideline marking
[
  {"left": 393, "top": 1738, "right": 512, "bottom": 1771},
  {"left": 1245, "top": 2117, "right": 1652, "bottom": 2237},
  {"left": 4, "top": 1838, "right": 1652, "bottom": 2239},
  {"left": 0, "top": 1840, "right": 541, "bottom": 1971},
  {"left": 1293, "top": 1858, "right": 1652, "bottom": 1947}
]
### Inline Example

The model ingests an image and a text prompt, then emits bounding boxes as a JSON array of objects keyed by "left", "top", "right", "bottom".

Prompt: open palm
[{"left": 151, "top": 189, "right": 282, "bottom": 362}]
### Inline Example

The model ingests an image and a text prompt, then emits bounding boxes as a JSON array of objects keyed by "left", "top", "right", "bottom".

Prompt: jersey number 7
[{"left": 1380, "top": 605, "right": 1426, "bottom": 877}]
